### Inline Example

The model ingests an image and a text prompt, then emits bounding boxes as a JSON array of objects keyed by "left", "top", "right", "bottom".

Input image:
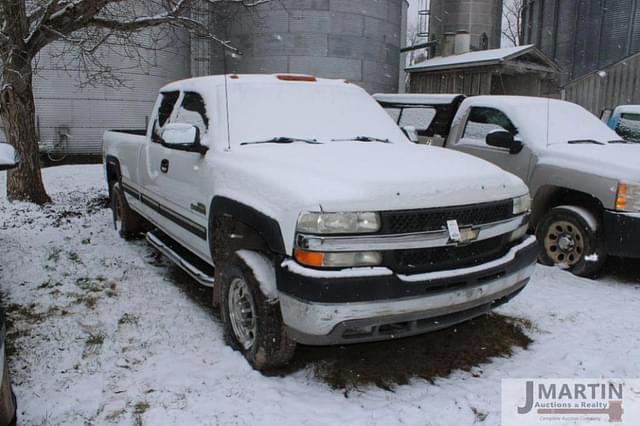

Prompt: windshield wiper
[
  {"left": 331, "top": 136, "right": 391, "bottom": 143},
  {"left": 567, "top": 139, "right": 605, "bottom": 145},
  {"left": 608, "top": 139, "right": 632, "bottom": 144},
  {"left": 241, "top": 137, "right": 321, "bottom": 146}
]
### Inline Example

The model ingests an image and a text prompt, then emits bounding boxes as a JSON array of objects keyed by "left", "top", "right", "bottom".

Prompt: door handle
[{"left": 160, "top": 159, "right": 169, "bottom": 173}]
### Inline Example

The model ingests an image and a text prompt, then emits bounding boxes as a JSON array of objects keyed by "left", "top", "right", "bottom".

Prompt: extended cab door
[
  {"left": 449, "top": 106, "right": 534, "bottom": 183},
  {"left": 139, "top": 91, "right": 211, "bottom": 261}
]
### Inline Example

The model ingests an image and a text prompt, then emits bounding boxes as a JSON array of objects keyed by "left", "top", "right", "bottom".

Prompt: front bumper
[
  {"left": 278, "top": 236, "right": 537, "bottom": 345},
  {"left": 603, "top": 211, "right": 640, "bottom": 258}
]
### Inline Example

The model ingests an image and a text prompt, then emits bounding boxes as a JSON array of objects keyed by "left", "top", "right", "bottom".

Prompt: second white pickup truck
[
  {"left": 376, "top": 93, "right": 640, "bottom": 277},
  {"left": 104, "top": 75, "right": 537, "bottom": 370}
]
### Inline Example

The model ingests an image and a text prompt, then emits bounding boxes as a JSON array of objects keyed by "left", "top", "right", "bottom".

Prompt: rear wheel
[
  {"left": 111, "top": 182, "right": 143, "bottom": 239},
  {"left": 220, "top": 253, "right": 295, "bottom": 370},
  {"left": 536, "top": 206, "right": 606, "bottom": 277}
]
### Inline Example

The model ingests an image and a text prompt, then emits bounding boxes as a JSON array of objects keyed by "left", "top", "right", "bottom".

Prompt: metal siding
[
  {"left": 216, "top": 0, "right": 405, "bottom": 94},
  {"left": 540, "top": 0, "right": 557, "bottom": 54},
  {"left": 599, "top": 0, "right": 633, "bottom": 67},
  {"left": 564, "top": 51, "right": 640, "bottom": 114},
  {"left": 524, "top": 0, "right": 640, "bottom": 83},
  {"left": 33, "top": 30, "right": 190, "bottom": 156}
]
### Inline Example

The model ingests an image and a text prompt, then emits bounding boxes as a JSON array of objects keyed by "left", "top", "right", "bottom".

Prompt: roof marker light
[{"left": 276, "top": 74, "right": 317, "bottom": 82}]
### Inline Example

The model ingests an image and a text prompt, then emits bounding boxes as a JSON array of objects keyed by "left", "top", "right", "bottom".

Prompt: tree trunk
[{"left": 0, "top": 52, "right": 51, "bottom": 204}]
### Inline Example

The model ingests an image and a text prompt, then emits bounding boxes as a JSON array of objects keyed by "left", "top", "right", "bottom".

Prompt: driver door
[
  {"left": 451, "top": 106, "right": 534, "bottom": 183},
  {"left": 154, "top": 91, "right": 211, "bottom": 260}
]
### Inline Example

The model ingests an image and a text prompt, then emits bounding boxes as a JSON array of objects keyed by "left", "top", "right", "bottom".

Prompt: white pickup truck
[
  {"left": 376, "top": 94, "right": 640, "bottom": 277},
  {"left": 103, "top": 75, "right": 537, "bottom": 370}
]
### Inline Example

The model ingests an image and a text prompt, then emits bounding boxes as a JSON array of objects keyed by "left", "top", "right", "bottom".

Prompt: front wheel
[
  {"left": 536, "top": 206, "right": 606, "bottom": 277},
  {"left": 220, "top": 253, "right": 295, "bottom": 370}
]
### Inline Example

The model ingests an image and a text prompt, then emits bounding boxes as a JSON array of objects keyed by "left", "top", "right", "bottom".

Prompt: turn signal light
[
  {"left": 616, "top": 183, "right": 628, "bottom": 210},
  {"left": 294, "top": 249, "right": 324, "bottom": 267}
]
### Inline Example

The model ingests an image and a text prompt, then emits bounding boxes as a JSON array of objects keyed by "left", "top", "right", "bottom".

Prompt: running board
[{"left": 146, "top": 231, "right": 215, "bottom": 288}]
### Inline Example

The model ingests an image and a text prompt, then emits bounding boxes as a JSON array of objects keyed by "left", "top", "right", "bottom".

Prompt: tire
[
  {"left": 220, "top": 253, "right": 295, "bottom": 370},
  {"left": 536, "top": 206, "right": 606, "bottom": 277},
  {"left": 111, "top": 182, "right": 143, "bottom": 239},
  {"left": 0, "top": 356, "right": 16, "bottom": 426}
]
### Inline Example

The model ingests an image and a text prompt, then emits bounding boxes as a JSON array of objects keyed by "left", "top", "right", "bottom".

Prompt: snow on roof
[
  {"left": 406, "top": 45, "right": 542, "bottom": 73},
  {"left": 161, "top": 74, "right": 348, "bottom": 92},
  {"left": 373, "top": 93, "right": 462, "bottom": 105}
]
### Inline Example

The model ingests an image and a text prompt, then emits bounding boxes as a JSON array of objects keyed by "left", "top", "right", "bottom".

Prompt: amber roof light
[{"left": 276, "top": 74, "right": 317, "bottom": 82}]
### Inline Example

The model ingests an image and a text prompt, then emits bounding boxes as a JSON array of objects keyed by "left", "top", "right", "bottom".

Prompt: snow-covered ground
[{"left": 0, "top": 165, "right": 638, "bottom": 425}]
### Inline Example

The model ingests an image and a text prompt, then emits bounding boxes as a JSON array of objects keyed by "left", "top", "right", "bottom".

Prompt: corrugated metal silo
[
  {"left": 428, "top": 0, "right": 503, "bottom": 55},
  {"left": 523, "top": 0, "right": 640, "bottom": 83},
  {"left": 194, "top": 0, "right": 408, "bottom": 94},
  {"left": 31, "top": 29, "right": 191, "bottom": 157}
]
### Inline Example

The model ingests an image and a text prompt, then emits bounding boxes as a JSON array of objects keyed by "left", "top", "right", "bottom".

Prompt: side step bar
[{"left": 146, "top": 231, "right": 215, "bottom": 288}]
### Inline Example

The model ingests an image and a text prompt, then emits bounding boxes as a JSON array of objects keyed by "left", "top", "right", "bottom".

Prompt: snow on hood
[
  {"left": 543, "top": 143, "right": 640, "bottom": 181},
  {"left": 217, "top": 141, "right": 527, "bottom": 213}
]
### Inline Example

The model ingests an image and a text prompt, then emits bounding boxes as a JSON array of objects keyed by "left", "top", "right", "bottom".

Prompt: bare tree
[
  {"left": 0, "top": 0, "right": 268, "bottom": 204},
  {"left": 503, "top": 0, "right": 525, "bottom": 47}
]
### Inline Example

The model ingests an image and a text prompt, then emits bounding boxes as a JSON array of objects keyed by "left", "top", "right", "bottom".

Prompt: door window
[
  {"left": 462, "top": 107, "right": 517, "bottom": 142},
  {"left": 172, "top": 92, "right": 209, "bottom": 141},
  {"left": 398, "top": 107, "right": 437, "bottom": 132},
  {"left": 383, "top": 107, "right": 401, "bottom": 123},
  {"left": 152, "top": 91, "right": 180, "bottom": 143}
]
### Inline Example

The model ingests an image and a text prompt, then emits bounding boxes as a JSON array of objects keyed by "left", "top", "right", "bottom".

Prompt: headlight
[
  {"left": 616, "top": 182, "right": 640, "bottom": 212},
  {"left": 513, "top": 194, "right": 531, "bottom": 215},
  {"left": 294, "top": 249, "right": 382, "bottom": 268},
  {"left": 296, "top": 211, "right": 380, "bottom": 234}
]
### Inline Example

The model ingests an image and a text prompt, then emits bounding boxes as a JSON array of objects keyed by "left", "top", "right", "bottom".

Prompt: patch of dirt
[{"left": 276, "top": 313, "right": 532, "bottom": 391}]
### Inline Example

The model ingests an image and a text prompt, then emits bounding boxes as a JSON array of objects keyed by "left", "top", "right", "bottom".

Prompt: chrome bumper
[{"left": 279, "top": 236, "right": 537, "bottom": 345}]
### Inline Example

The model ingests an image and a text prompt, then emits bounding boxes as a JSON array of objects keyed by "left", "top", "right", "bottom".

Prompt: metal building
[
  {"left": 193, "top": 0, "right": 409, "bottom": 94},
  {"left": 522, "top": 0, "right": 640, "bottom": 83},
  {"left": 24, "top": 30, "right": 190, "bottom": 158},
  {"left": 428, "top": 0, "right": 503, "bottom": 56}
]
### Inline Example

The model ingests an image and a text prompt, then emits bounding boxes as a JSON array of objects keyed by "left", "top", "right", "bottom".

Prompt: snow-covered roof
[
  {"left": 161, "top": 74, "right": 349, "bottom": 92},
  {"left": 373, "top": 93, "right": 462, "bottom": 105},
  {"left": 406, "top": 45, "right": 558, "bottom": 73}
]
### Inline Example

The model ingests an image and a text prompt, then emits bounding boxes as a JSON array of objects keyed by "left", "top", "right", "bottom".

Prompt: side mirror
[
  {"left": 0, "top": 143, "right": 20, "bottom": 171},
  {"left": 401, "top": 125, "right": 419, "bottom": 143},
  {"left": 161, "top": 123, "right": 208, "bottom": 155},
  {"left": 486, "top": 129, "right": 522, "bottom": 154}
]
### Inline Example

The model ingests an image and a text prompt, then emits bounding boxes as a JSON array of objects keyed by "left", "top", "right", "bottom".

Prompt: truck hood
[
  {"left": 542, "top": 143, "right": 640, "bottom": 182},
  {"left": 220, "top": 142, "right": 527, "bottom": 212}
]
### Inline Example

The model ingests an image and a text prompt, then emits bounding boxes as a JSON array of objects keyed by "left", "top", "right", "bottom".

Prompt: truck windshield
[
  {"left": 227, "top": 83, "right": 407, "bottom": 146},
  {"left": 514, "top": 100, "right": 621, "bottom": 146}
]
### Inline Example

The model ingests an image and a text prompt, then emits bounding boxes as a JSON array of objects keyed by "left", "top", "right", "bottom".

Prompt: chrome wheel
[
  {"left": 227, "top": 277, "right": 257, "bottom": 350},
  {"left": 543, "top": 220, "right": 584, "bottom": 266}
]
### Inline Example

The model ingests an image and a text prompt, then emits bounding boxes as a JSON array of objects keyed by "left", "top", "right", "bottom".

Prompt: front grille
[
  {"left": 380, "top": 200, "right": 513, "bottom": 235},
  {"left": 387, "top": 236, "right": 511, "bottom": 274}
]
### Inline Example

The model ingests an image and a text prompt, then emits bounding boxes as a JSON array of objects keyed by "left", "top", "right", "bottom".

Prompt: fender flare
[
  {"left": 209, "top": 196, "right": 286, "bottom": 256},
  {"left": 104, "top": 155, "right": 122, "bottom": 196}
]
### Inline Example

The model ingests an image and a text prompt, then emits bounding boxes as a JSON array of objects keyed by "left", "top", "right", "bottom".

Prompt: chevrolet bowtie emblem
[{"left": 447, "top": 219, "right": 479, "bottom": 243}]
